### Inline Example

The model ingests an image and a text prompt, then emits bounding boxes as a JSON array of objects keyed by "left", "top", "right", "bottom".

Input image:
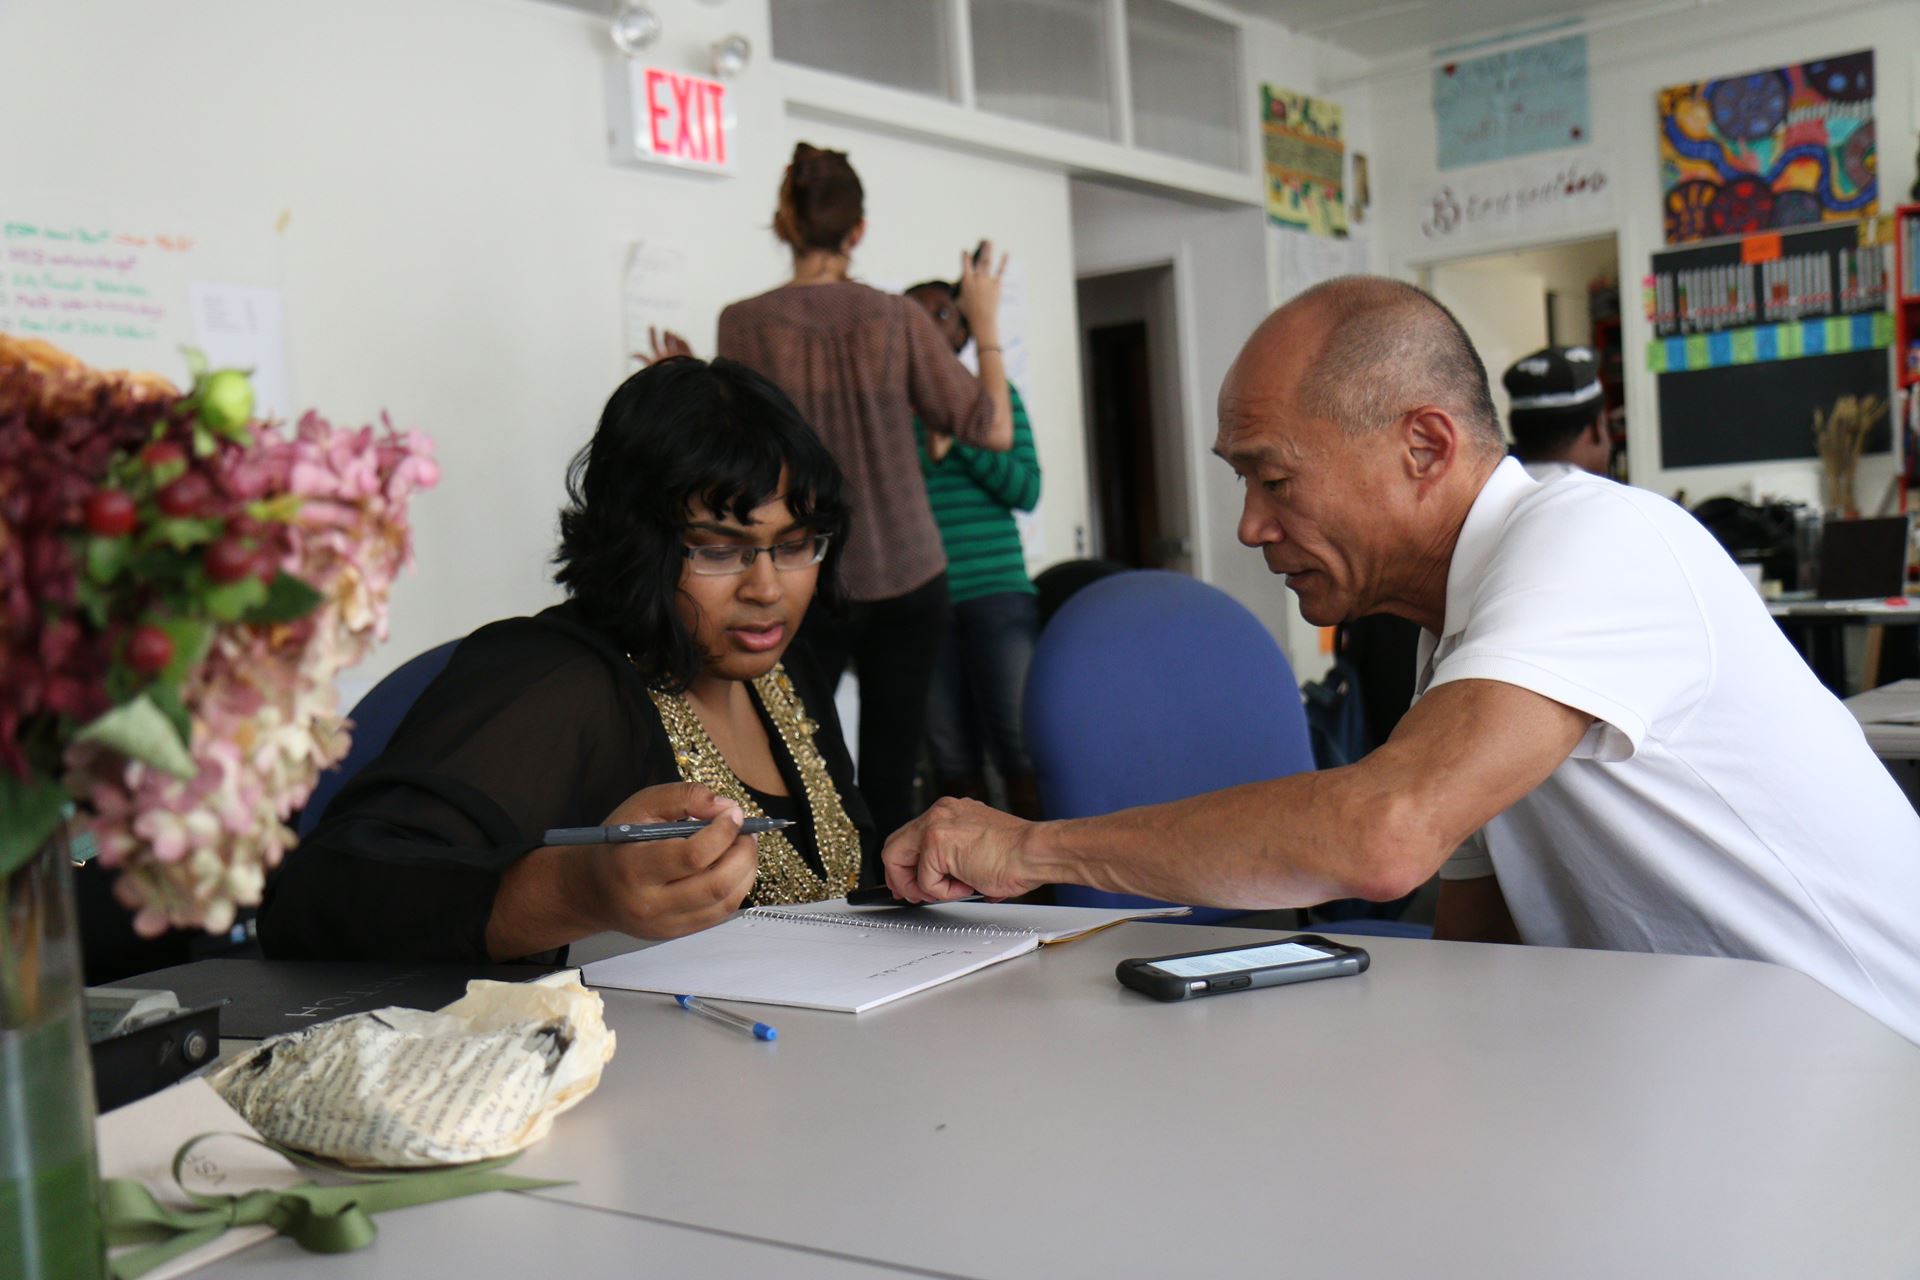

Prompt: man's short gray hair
[{"left": 1290, "top": 277, "right": 1503, "bottom": 451}]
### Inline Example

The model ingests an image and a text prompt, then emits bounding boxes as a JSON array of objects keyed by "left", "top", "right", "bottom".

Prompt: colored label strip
[{"left": 1649, "top": 313, "right": 1892, "bottom": 373}]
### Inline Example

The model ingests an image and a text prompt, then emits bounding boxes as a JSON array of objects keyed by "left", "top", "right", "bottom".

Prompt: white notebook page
[
  {"left": 581, "top": 909, "right": 1039, "bottom": 1013},
  {"left": 774, "top": 900, "right": 1191, "bottom": 942}
]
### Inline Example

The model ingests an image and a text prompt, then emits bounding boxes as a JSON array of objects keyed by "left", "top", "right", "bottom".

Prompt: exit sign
[{"left": 610, "top": 63, "right": 735, "bottom": 174}]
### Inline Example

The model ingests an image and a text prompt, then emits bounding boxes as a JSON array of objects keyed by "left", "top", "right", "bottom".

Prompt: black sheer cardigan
[{"left": 258, "top": 602, "right": 877, "bottom": 963}]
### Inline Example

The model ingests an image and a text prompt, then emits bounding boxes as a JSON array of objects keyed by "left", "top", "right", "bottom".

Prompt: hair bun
[{"left": 775, "top": 142, "right": 864, "bottom": 252}]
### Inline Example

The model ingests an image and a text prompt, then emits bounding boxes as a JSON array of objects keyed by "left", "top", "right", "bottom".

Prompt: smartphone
[{"left": 1115, "top": 934, "right": 1368, "bottom": 1002}]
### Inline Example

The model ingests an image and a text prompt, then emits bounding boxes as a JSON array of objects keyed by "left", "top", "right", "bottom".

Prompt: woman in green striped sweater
[{"left": 907, "top": 280, "right": 1043, "bottom": 820}]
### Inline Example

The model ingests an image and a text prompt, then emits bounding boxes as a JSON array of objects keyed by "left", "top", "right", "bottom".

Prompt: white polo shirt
[
  {"left": 1519, "top": 458, "right": 1584, "bottom": 484},
  {"left": 1422, "top": 458, "right": 1920, "bottom": 1044}
]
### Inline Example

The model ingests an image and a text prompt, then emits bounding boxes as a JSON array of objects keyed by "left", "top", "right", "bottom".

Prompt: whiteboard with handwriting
[{"left": 0, "top": 213, "right": 290, "bottom": 418}]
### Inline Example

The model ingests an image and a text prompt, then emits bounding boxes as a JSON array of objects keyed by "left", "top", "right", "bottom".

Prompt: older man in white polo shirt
[{"left": 881, "top": 276, "right": 1920, "bottom": 1045}]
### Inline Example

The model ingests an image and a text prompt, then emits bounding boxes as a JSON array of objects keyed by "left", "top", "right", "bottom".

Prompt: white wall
[
  {"left": 0, "top": 0, "right": 1087, "bottom": 696},
  {"left": 1429, "top": 261, "right": 1551, "bottom": 427},
  {"left": 1063, "top": 20, "right": 1379, "bottom": 681},
  {"left": 1070, "top": 182, "right": 1279, "bottom": 630},
  {"left": 1368, "top": 0, "right": 1920, "bottom": 504},
  {"left": 1442, "top": 237, "right": 1618, "bottom": 346}
]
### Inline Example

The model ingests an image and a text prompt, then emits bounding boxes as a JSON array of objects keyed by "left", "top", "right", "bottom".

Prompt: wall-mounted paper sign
[
  {"left": 1413, "top": 151, "right": 1613, "bottom": 249},
  {"left": 608, "top": 63, "right": 735, "bottom": 174}
]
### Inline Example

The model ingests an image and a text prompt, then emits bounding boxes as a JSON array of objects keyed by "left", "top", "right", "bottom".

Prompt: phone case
[{"left": 1114, "top": 934, "right": 1369, "bottom": 1002}]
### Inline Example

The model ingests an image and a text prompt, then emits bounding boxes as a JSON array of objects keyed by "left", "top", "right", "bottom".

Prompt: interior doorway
[
  {"left": 1423, "top": 234, "right": 1627, "bottom": 478},
  {"left": 1076, "top": 266, "right": 1191, "bottom": 571}
]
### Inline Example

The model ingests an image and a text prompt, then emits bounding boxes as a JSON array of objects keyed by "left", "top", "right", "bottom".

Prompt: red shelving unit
[
  {"left": 1898, "top": 203, "right": 1920, "bottom": 390},
  {"left": 1898, "top": 204, "right": 1920, "bottom": 516}
]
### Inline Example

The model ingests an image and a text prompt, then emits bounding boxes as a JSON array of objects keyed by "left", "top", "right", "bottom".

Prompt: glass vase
[{"left": 0, "top": 824, "right": 106, "bottom": 1279}]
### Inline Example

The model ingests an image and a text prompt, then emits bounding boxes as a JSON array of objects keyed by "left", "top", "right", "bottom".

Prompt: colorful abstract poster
[
  {"left": 1434, "top": 34, "right": 1590, "bottom": 170},
  {"left": 1658, "top": 51, "right": 1876, "bottom": 245},
  {"left": 1263, "top": 86, "right": 1346, "bottom": 239}
]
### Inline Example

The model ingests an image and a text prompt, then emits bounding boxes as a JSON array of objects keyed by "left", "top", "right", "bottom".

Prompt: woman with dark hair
[
  {"left": 259, "top": 356, "right": 872, "bottom": 963},
  {"left": 651, "top": 143, "right": 1014, "bottom": 839}
]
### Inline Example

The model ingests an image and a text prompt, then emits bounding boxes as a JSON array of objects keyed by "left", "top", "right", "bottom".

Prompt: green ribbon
[{"left": 99, "top": 1132, "right": 568, "bottom": 1279}]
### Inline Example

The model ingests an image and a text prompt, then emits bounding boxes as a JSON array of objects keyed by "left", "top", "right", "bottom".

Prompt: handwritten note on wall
[
  {"left": 1433, "top": 34, "right": 1590, "bottom": 171},
  {"left": 1, "top": 216, "right": 289, "bottom": 417},
  {"left": 1, "top": 221, "right": 181, "bottom": 351}
]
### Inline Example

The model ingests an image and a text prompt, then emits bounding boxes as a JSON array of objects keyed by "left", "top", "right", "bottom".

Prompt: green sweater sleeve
[{"left": 952, "top": 384, "right": 1041, "bottom": 511}]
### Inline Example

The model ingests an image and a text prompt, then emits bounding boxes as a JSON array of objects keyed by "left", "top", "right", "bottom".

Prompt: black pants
[{"left": 801, "top": 574, "right": 950, "bottom": 840}]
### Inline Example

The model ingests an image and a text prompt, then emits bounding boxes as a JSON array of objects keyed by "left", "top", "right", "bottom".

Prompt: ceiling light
[
  {"left": 710, "top": 34, "right": 751, "bottom": 78},
  {"left": 609, "top": 3, "right": 661, "bottom": 56}
]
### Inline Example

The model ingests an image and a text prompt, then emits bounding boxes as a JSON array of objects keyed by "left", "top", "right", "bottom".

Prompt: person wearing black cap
[{"left": 1503, "top": 345, "right": 1613, "bottom": 482}]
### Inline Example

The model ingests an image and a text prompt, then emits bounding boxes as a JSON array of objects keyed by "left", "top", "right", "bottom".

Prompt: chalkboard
[{"left": 1657, "top": 347, "right": 1891, "bottom": 468}]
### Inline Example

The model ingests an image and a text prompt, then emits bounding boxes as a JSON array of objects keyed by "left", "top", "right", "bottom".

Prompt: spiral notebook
[{"left": 581, "top": 902, "right": 1187, "bottom": 1013}]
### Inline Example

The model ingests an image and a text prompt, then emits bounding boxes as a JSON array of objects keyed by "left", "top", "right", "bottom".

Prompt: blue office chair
[
  {"left": 295, "top": 639, "right": 461, "bottom": 837},
  {"left": 1023, "top": 571, "right": 1318, "bottom": 926}
]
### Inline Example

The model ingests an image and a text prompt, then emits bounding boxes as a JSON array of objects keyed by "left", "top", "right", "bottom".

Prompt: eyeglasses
[{"left": 681, "top": 533, "right": 830, "bottom": 575}]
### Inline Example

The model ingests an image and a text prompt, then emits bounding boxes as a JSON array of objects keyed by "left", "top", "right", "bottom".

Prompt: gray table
[
  {"left": 222, "top": 1182, "right": 950, "bottom": 1277},
  {"left": 237, "top": 924, "right": 1920, "bottom": 1279}
]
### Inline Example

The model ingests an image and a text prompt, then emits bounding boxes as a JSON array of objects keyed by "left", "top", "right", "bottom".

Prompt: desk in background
[
  {"left": 235, "top": 923, "right": 1920, "bottom": 1279},
  {"left": 1768, "top": 595, "right": 1920, "bottom": 694},
  {"left": 1846, "top": 677, "right": 1920, "bottom": 807}
]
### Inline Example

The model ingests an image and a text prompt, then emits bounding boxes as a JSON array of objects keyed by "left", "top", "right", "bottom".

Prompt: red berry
[
  {"left": 225, "top": 513, "right": 263, "bottom": 540},
  {"left": 204, "top": 537, "right": 255, "bottom": 584},
  {"left": 140, "top": 441, "right": 186, "bottom": 469},
  {"left": 251, "top": 547, "right": 280, "bottom": 585},
  {"left": 84, "top": 489, "right": 137, "bottom": 537},
  {"left": 155, "top": 472, "right": 212, "bottom": 518},
  {"left": 127, "top": 625, "right": 173, "bottom": 675}
]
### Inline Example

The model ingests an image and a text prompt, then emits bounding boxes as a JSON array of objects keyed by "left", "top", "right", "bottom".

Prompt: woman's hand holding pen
[
  {"left": 583, "top": 782, "right": 759, "bottom": 939},
  {"left": 487, "top": 781, "right": 758, "bottom": 958},
  {"left": 955, "top": 241, "right": 1014, "bottom": 452},
  {"left": 955, "top": 242, "right": 1007, "bottom": 347}
]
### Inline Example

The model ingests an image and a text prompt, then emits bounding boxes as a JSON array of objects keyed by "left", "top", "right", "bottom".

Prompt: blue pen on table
[
  {"left": 675, "top": 994, "right": 777, "bottom": 1041},
  {"left": 543, "top": 817, "right": 794, "bottom": 845}
]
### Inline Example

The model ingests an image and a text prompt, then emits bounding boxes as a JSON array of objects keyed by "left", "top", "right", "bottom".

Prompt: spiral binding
[{"left": 747, "top": 906, "right": 1030, "bottom": 941}]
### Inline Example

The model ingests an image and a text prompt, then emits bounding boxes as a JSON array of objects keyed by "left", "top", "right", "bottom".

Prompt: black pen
[{"left": 543, "top": 818, "right": 795, "bottom": 845}]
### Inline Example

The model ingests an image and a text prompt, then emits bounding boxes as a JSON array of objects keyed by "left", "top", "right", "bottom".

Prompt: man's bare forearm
[
  {"left": 1015, "top": 678, "right": 1593, "bottom": 911},
  {"left": 1025, "top": 766, "right": 1441, "bottom": 909}
]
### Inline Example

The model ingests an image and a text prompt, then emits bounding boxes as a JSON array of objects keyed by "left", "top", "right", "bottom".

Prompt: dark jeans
[
  {"left": 926, "top": 591, "right": 1038, "bottom": 778},
  {"left": 801, "top": 573, "right": 950, "bottom": 839}
]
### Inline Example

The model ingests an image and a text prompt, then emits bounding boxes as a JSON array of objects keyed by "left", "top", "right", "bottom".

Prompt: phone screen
[{"left": 1147, "top": 940, "right": 1334, "bottom": 978}]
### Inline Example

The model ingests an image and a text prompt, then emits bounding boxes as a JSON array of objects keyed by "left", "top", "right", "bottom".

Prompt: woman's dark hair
[
  {"left": 905, "top": 278, "right": 966, "bottom": 342},
  {"left": 773, "top": 142, "right": 864, "bottom": 252},
  {"left": 554, "top": 356, "right": 849, "bottom": 691}
]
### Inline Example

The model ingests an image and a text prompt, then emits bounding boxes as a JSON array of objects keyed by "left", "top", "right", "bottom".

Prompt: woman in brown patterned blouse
[{"left": 708, "top": 142, "right": 1015, "bottom": 838}]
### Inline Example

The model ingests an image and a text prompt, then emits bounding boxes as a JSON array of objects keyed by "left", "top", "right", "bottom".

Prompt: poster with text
[
  {"left": 1658, "top": 51, "right": 1876, "bottom": 244},
  {"left": 1434, "top": 34, "right": 1589, "bottom": 170},
  {"left": 1262, "top": 86, "right": 1347, "bottom": 239}
]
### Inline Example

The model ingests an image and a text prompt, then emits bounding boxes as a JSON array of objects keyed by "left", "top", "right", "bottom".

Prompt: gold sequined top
[{"left": 647, "top": 664, "right": 863, "bottom": 906}]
